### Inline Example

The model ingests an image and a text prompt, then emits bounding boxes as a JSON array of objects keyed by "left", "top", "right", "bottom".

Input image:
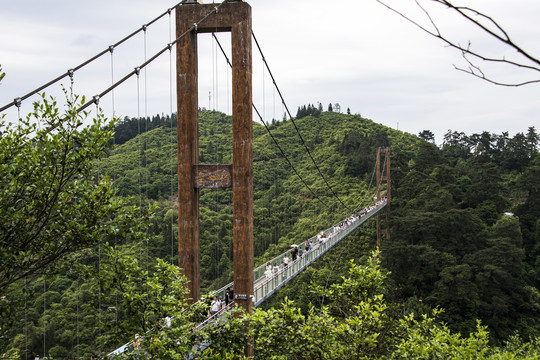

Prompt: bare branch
[
  {"left": 438, "top": 0, "right": 540, "bottom": 67},
  {"left": 416, "top": 0, "right": 440, "bottom": 36},
  {"left": 376, "top": 0, "right": 540, "bottom": 86}
]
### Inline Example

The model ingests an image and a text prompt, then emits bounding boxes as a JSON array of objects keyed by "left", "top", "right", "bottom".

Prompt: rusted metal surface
[
  {"left": 175, "top": 2, "right": 251, "bottom": 34},
  {"left": 231, "top": 3, "right": 254, "bottom": 316},
  {"left": 194, "top": 164, "right": 233, "bottom": 189},
  {"left": 177, "top": 7, "right": 200, "bottom": 304}
]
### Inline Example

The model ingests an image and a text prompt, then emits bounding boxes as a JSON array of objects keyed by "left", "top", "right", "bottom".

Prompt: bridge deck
[
  {"left": 253, "top": 201, "right": 385, "bottom": 306},
  {"left": 195, "top": 199, "right": 387, "bottom": 330}
]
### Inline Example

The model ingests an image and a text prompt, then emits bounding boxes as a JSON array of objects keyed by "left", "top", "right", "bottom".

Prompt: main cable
[
  {"left": 23, "top": 2, "right": 227, "bottom": 146},
  {"left": 251, "top": 31, "right": 353, "bottom": 213},
  {"left": 211, "top": 32, "right": 339, "bottom": 214},
  {"left": 253, "top": 104, "right": 338, "bottom": 213},
  {"left": 0, "top": 2, "right": 184, "bottom": 113}
]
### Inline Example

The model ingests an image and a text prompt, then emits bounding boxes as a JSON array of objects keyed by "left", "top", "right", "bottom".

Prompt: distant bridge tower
[
  {"left": 376, "top": 148, "right": 390, "bottom": 249},
  {"left": 176, "top": 1, "right": 253, "bottom": 313}
]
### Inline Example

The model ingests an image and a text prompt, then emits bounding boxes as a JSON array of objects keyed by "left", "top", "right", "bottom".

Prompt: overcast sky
[{"left": 1, "top": 0, "right": 539, "bottom": 143}]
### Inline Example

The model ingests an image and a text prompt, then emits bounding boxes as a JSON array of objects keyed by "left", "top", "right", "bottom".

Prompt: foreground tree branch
[
  {"left": 376, "top": 0, "right": 540, "bottom": 86},
  {"left": 0, "top": 92, "right": 150, "bottom": 293}
]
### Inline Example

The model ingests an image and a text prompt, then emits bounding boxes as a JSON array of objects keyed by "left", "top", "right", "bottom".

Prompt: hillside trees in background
[
  {"left": 4, "top": 96, "right": 539, "bottom": 357},
  {"left": 99, "top": 109, "right": 412, "bottom": 291},
  {"left": 418, "top": 129, "right": 435, "bottom": 143},
  {"left": 515, "top": 156, "right": 540, "bottom": 287},
  {"left": 442, "top": 128, "right": 539, "bottom": 172},
  {"left": 339, "top": 128, "right": 389, "bottom": 177},
  {"left": 112, "top": 112, "right": 177, "bottom": 146},
  {"left": 295, "top": 103, "right": 321, "bottom": 119},
  {"left": 383, "top": 129, "right": 540, "bottom": 341},
  {"left": 92, "top": 108, "right": 540, "bottom": 351}
]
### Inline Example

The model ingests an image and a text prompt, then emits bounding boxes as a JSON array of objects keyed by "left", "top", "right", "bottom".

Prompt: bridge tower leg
[
  {"left": 176, "top": 1, "right": 253, "bottom": 314},
  {"left": 376, "top": 148, "right": 390, "bottom": 249}
]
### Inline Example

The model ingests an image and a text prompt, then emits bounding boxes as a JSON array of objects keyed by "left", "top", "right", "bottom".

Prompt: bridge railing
[
  {"left": 208, "top": 199, "right": 386, "bottom": 303},
  {"left": 253, "top": 200, "right": 385, "bottom": 306},
  {"left": 206, "top": 201, "right": 386, "bottom": 304}
]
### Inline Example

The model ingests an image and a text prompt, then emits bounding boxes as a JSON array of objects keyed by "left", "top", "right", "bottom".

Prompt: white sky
[{"left": 1, "top": 0, "right": 539, "bottom": 143}]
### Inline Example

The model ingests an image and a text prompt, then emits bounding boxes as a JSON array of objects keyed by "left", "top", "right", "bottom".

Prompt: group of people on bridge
[
  {"left": 207, "top": 286, "right": 234, "bottom": 317},
  {"left": 263, "top": 197, "right": 387, "bottom": 281}
]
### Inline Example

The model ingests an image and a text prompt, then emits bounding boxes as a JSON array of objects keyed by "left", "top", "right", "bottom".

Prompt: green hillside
[
  {"left": 97, "top": 110, "right": 417, "bottom": 289},
  {"left": 2, "top": 102, "right": 539, "bottom": 358},
  {"left": 99, "top": 110, "right": 540, "bottom": 342}
]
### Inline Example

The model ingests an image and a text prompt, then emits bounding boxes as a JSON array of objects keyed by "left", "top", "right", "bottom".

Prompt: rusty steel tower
[{"left": 176, "top": 1, "right": 254, "bottom": 313}]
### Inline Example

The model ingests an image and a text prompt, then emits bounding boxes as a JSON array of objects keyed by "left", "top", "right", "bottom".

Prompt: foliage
[
  {"left": 382, "top": 130, "right": 540, "bottom": 342},
  {"left": 0, "top": 93, "right": 112, "bottom": 291},
  {"left": 2, "top": 92, "right": 539, "bottom": 358},
  {"left": 91, "top": 246, "right": 208, "bottom": 358},
  {"left": 0, "top": 92, "right": 154, "bottom": 354},
  {"left": 197, "top": 253, "right": 540, "bottom": 359},
  {"left": 295, "top": 104, "right": 321, "bottom": 119}
]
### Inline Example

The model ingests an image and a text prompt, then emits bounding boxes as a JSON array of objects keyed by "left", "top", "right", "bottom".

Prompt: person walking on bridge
[{"left": 210, "top": 296, "right": 220, "bottom": 316}]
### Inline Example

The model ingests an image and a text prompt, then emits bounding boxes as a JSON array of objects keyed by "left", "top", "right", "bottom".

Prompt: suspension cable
[
  {"left": 252, "top": 104, "right": 338, "bottom": 213},
  {"left": 376, "top": 152, "right": 388, "bottom": 198},
  {"left": 251, "top": 31, "right": 353, "bottom": 213},
  {"left": 352, "top": 157, "right": 378, "bottom": 214},
  {"left": 23, "top": 3, "right": 225, "bottom": 145},
  {"left": 169, "top": 9, "right": 175, "bottom": 265},
  {"left": 211, "top": 33, "right": 342, "bottom": 214},
  {"left": 0, "top": 2, "right": 184, "bottom": 113},
  {"left": 110, "top": 46, "right": 116, "bottom": 120},
  {"left": 142, "top": 25, "right": 150, "bottom": 275}
]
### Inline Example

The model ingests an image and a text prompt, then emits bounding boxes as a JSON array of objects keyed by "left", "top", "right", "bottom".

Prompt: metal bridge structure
[{"left": 200, "top": 199, "right": 387, "bottom": 326}]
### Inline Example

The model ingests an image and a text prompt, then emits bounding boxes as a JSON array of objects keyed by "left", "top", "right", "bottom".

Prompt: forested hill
[
  {"left": 104, "top": 111, "right": 539, "bottom": 325},
  {"left": 102, "top": 110, "right": 540, "bottom": 342},
  {"left": 383, "top": 128, "right": 540, "bottom": 341},
  {"left": 253, "top": 116, "right": 540, "bottom": 343},
  {"left": 99, "top": 109, "right": 419, "bottom": 279},
  {"left": 4, "top": 103, "right": 539, "bottom": 358}
]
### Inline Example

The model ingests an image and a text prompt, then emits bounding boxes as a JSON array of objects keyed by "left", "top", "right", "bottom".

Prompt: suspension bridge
[{"left": 1, "top": 1, "right": 391, "bottom": 357}]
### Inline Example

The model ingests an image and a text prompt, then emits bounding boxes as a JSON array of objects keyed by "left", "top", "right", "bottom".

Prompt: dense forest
[
  {"left": 265, "top": 123, "right": 540, "bottom": 342},
  {"left": 1, "top": 88, "right": 539, "bottom": 358}
]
